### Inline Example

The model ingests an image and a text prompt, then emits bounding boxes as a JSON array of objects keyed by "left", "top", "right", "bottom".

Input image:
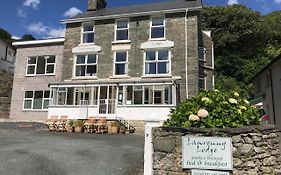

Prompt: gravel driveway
[{"left": 0, "top": 123, "right": 144, "bottom": 175}]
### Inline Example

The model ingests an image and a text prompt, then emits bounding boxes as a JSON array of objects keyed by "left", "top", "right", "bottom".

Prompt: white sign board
[
  {"left": 192, "top": 169, "right": 230, "bottom": 175},
  {"left": 182, "top": 136, "right": 233, "bottom": 170}
]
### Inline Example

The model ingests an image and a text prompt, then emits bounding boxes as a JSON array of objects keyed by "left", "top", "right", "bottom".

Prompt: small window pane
[
  {"left": 86, "top": 65, "right": 97, "bottom": 76},
  {"left": 43, "top": 100, "right": 49, "bottom": 109},
  {"left": 77, "top": 55, "right": 86, "bottom": 64},
  {"left": 117, "top": 21, "right": 128, "bottom": 29},
  {"left": 87, "top": 55, "right": 97, "bottom": 64},
  {"left": 116, "top": 30, "right": 128, "bottom": 40},
  {"left": 28, "top": 57, "right": 36, "bottom": 64},
  {"left": 145, "top": 63, "right": 156, "bottom": 74},
  {"left": 47, "top": 56, "right": 55, "bottom": 63},
  {"left": 24, "top": 100, "right": 32, "bottom": 109},
  {"left": 115, "top": 64, "right": 125, "bottom": 75},
  {"left": 46, "top": 65, "right": 55, "bottom": 74},
  {"left": 146, "top": 51, "right": 156, "bottom": 61},
  {"left": 152, "top": 18, "right": 164, "bottom": 26},
  {"left": 36, "top": 57, "right": 46, "bottom": 74},
  {"left": 27, "top": 66, "right": 35, "bottom": 74},
  {"left": 158, "top": 50, "right": 169, "bottom": 60},
  {"left": 44, "top": 91, "right": 50, "bottom": 98},
  {"left": 76, "top": 65, "right": 86, "bottom": 76},
  {"left": 158, "top": 62, "right": 168, "bottom": 74},
  {"left": 25, "top": 91, "right": 33, "bottom": 98},
  {"left": 116, "top": 52, "right": 127, "bottom": 62},
  {"left": 151, "top": 27, "right": 164, "bottom": 38},
  {"left": 83, "top": 24, "right": 94, "bottom": 32},
  {"left": 83, "top": 33, "right": 95, "bottom": 43},
  {"left": 134, "top": 91, "right": 143, "bottom": 105},
  {"left": 154, "top": 91, "right": 162, "bottom": 104}
]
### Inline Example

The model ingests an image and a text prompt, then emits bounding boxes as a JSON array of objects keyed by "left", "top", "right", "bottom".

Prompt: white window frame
[
  {"left": 114, "top": 51, "right": 128, "bottom": 76},
  {"left": 199, "top": 76, "right": 207, "bottom": 90},
  {"left": 115, "top": 19, "right": 130, "bottom": 42},
  {"left": 26, "top": 56, "right": 56, "bottom": 76},
  {"left": 23, "top": 90, "right": 50, "bottom": 111},
  {"left": 199, "top": 47, "right": 206, "bottom": 61},
  {"left": 74, "top": 54, "right": 98, "bottom": 78},
  {"left": 150, "top": 16, "right": 166, "bottom": 40},
  {"left": 81, "top": 22, "right": 95, "bottom": 44},
  {"left": 143, "top": 50, "right": 171, "bottom": 76}
]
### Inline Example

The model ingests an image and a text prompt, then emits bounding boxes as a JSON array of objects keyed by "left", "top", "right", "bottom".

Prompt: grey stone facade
[
  {"left": 62, "top": 10, "right": 212, "bottom": 101},
  {"left": 153, "top": 125, "right": 281, "bottom": 175},
  {"left": 10, "top": 43, "right": 64, "bottom": 121}
]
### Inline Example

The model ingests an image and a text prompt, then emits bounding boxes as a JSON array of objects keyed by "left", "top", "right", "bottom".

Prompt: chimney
[{"left": 88, "top": 0, "right": 107, "bottom": 11}]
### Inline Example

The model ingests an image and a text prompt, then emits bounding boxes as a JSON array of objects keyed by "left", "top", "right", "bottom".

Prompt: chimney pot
[{"left": 88, "top": 0, "right": 107, "bottom": 11}]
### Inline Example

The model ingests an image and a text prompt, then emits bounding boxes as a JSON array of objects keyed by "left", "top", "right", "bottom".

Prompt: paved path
[{"left": 0, "top": 123, "right": 144, "bottom": 175}]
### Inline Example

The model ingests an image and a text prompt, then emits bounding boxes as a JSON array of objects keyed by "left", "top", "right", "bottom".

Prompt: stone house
[
  {"left": 0, "top": 39, "right": 16, "bottom": 73},
  {"left": 253, "top": 54, "right": 281, "bottom": 128},
  {"left": 10, "top": 0, "right": 214, "bottom": 127}
]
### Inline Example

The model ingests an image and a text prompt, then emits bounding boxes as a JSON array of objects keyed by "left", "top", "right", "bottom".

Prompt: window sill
[
  {"left": 109, "top": 75, "right": 130, "bottom": 79},
  {"left": 141, "top": 74, "right": 172, "bottom": 78},
  {"left": 71, "top": 76, "right": 98, "bottom": 80},
  {"left": 79, "top": 43, "right": 96, "bottom": 46},
  {"left": 25, "top": 74, "right": 55, "bottom": 77},
  {"left": 112, "top": 40, "right": 131, "bottom": 44},
  {"left": 148, "top": 38, "right": 166, "bottom": 41},
  {"left": 22, "top": 109, "right": 48, "bottom": 112}
]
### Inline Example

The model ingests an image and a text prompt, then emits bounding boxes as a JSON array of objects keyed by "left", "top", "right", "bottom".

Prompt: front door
[{"left": 99, "top": 86, "right": 117, "bottom": 115}]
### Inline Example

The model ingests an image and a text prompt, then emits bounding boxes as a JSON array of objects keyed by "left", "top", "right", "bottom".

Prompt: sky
[{"left": 0, "top": 0, "right": 280, "bottom": 39}]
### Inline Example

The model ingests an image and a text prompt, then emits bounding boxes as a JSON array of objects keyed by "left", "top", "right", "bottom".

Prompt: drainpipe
[
  {"left": 185, "top": 8, "right": 189, "bottom": 99},
  {"left": 269, "top": 68, "right": 276, "bottom": 124}
]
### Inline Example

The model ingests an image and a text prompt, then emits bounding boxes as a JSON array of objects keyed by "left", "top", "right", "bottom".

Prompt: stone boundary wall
[
  {"left": 152, "top": 125, "right": 281, "bottom": 175},
  {"left": 0, "top": 71, "right": 13, "bottom": 119}
]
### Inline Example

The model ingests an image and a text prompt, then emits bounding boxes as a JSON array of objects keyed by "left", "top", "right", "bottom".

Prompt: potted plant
[
  {"left": 65, "top": 120, "right": 74, "bottom": 133},
  {"left": 74, "top": 120, "right": 84, "bottom": 133},
  {"left": 111, "top": 121, "right": 120, "bottom": 134}
]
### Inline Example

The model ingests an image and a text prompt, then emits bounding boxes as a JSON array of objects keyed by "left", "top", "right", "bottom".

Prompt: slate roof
[{"left": 62, "top": 0, "right": 202, "bottom": 22}]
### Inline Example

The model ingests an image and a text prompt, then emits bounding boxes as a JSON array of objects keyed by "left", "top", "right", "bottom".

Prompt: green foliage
[
  {"left": 66, "top": 120, "right": 74, "bottom": 127},
  {"left": 165, "top": 90, "right": 261, "bottom": 128},
  {"left": 202, "top": 6, "right": 281, "bottom": 97},
  {"left": 21, "top": 34, "right": 36, "bottom": 41},
  {"left": 73, "top": 120, "right": 84, "bottom": 127}
]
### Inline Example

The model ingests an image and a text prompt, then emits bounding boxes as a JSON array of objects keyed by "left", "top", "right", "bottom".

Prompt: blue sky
[{"left": 0, "top": 0, "right": 280, "bottom": 39}]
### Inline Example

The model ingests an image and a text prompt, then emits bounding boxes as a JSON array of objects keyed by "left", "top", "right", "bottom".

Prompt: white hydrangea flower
[
  {"left": 234, "top": 92, "right": 239, "bottom": 97},
  {"left": 239, "top": 106, "right": 247, "bottom": 111},
  {"left": 244, "top": 99, "right": 250, "bottom": 104},
  {"left": 229, "top": 98, "right": 238, "bottom": 104},
  {"left": 189, "top": 114, "right": 200, "bottom": 121},
  {"left": 213, "top": 89, "right": 220, "bottom": 92},
  {"left": 197, "top": 109, "right": 209, "bottom": 118}
]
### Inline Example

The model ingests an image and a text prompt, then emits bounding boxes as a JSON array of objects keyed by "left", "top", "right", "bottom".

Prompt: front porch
[{"left": 48, "top": 78, "right": 180, "bottom": 121}]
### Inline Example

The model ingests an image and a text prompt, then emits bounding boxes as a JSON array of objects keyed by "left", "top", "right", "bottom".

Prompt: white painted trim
[
  {"left": 114, "top": 19, "right": 130, "bottom": 42},
  {"left": 13, "top": 38, "right": 64, "bottom": 46},
  {"left": 81, "top": 22, "right": 95, "bottom": 44},
  {"left": 61, "top": 7, "right": 202, "bottom": 24},
  {"left": 140, "top": 40, "right": 174, "bottom": 49},
  {"left": 72, "top": 44, "right": 102, "bottom": 54},
  {"left": 73, "top": 54, "right": 98, "bottom": 78},
  {"left": 113, "top": 51, "right": 129, "bottom": 76},
  {"left": 150, "top": 16, "right": 166, "bottom": 40}
]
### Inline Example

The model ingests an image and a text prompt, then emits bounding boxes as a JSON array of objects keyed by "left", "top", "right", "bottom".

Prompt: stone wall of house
[
  {"left": 62, "top": 11, "right": 201, "bottom": 100},
  {"left": 152, "top": 125, "right": 281, "bottom": 175},
  {"left": 0, "top": 71, "right": 13, "bottom": 118}
]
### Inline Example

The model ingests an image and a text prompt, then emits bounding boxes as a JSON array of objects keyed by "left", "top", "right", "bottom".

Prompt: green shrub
[
  {"left": 165, "top": 90, "right": 261, "bottom": 128},
  {"left": 73, "top": 120, "right": 84, "bottom": 127}
]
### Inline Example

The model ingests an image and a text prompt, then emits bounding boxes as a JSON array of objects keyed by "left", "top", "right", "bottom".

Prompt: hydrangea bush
[{"left": 165, "top": 90, "right": 261, "bottom": 128}]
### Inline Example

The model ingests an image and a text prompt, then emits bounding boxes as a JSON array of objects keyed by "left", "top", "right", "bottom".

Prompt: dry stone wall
[
  {"left": 0, "top": 71, "right": 13, "bottom": 118},
  {"left": 153, "top": 125, "right": 281, "bottom": 175}
]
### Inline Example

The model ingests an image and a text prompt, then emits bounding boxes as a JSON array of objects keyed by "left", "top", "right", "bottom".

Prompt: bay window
[
  {"left": 115, "top": 20, "right": 129, "bottom": 41},
  {"left": 82, "top": 23, "right": 95, "bottom": 44},
  {"left": 150, "top": 17, "right": 165, "bottom": 39},
  {"left": 26, "top": 56, "right": 56, "bottom": 76},
  {"left": 114, "top": 51, "right": 128, "bottom": 75},
  {"left": 75, "top": 54, "right": 97, "bottom": 77},
  {"left": 23, "top": 90, "right": 50, "bottom": 110},
  {"left": 145, "top": 50, "right": 170, "bottom": 75}
]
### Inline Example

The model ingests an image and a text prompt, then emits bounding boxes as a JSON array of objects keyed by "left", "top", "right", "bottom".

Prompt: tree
[
  {"left": 21, "top": 34, "right": 36, "bottom": 41},
  {"left": 0, "top": 28, "right": 13, "bottom": 45}
]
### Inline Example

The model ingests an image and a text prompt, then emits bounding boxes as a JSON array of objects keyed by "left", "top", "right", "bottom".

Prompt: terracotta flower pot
[
  {"left": 65, "top": 125, "right": 74, "bottom": 133},
  {"left": 111, "top": 127, "right": 119, "bottom": 134},
  {"left": 75, "top": 126, "right": 84, "bottom": 133}
]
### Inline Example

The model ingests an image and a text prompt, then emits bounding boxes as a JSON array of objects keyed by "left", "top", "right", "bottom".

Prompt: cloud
[
  {"left": 17, "top": 9, "right": 27, "bottom": 18},
  {"left": 23, "top": 0, "right": 40, "bottom": 9},
  {"left": 274, "top": 0, "right": 281, "bottom": 3},
  {"left": 228, "top": 0, "right": 239, "bottom": 5},
  {"left": 64, "top": 7, "right": 82, "bottom": 18},
  {"left": 12, "top": 36, "right": 21, "bottom": 40},
  {"left": 27, "top": 22, "right": 65, "bottom": 38}
]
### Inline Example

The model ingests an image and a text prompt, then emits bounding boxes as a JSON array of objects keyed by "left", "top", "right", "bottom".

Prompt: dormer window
[
  {"left": 115, "top": 20, "right": 129, "bottom": 41},
  {"left": 82, "top": 23, "right": 95, "bottom": 44},
  {"left": 150, "top": 17, "right": 165, "bottom": 39}
]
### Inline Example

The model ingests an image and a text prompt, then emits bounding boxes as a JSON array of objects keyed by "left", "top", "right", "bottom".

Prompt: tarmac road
[{"left": 0, "top": 123, "right": 144, "bottom": 175}]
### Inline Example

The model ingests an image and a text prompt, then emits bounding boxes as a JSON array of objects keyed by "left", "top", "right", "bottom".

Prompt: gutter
[
  {"left": 61, "top": 6, "right": 202, "bottom": 24},
  {"left": 269, "top": 68, "right": 276, "bottom": 124},
  {"left": 185, "top": 8, "right": 189, "bottom": 99}
]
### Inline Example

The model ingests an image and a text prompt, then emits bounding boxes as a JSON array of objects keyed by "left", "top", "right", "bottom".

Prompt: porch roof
[{"left": 49, "top": 77, "right": 182, "bottom": 87}]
